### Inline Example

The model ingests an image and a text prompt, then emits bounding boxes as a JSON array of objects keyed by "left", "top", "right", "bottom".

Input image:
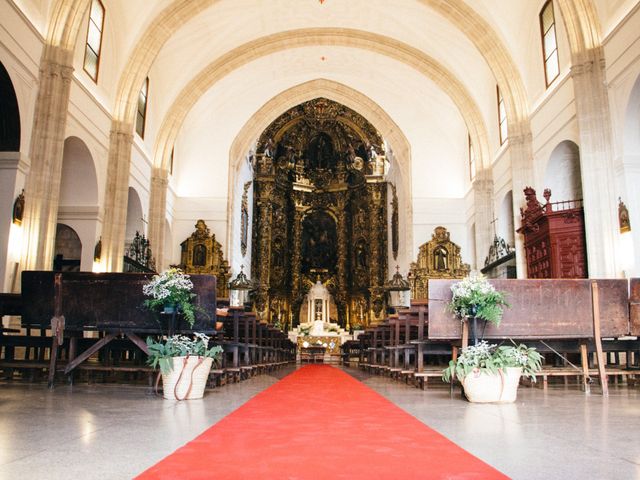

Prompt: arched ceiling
[{"left": 27, "top": 0, "right": 628, "bottom": 200}]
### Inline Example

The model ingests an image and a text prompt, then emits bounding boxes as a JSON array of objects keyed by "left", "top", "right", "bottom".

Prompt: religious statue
[
  {"left": 434, "top": 246, "right": 448, "bottom": 271},
  {"left": 193, "top": 244, "right": 206, "bottom": 266}
]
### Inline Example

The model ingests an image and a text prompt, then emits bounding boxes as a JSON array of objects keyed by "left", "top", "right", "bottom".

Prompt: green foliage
[
  {"left": 146, "top": 333, "right": 223, "bottom": 375},
  {"left": 442, "top": 341, "right": 543, "bottom": 383},
  {"left": 142, "top": 268, "right": 205, "bottom": 327},
  {"left": 448, "top": 273, "right": 509, "bottom": 326}
]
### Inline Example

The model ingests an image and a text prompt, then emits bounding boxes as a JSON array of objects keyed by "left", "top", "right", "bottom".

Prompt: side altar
[{"left": 288, "top": 280, "right": 351, "bottom": 359}]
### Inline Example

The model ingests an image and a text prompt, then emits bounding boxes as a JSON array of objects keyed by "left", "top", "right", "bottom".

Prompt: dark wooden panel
[
  {"left": 21, "top": 271, "right": 56, "bottom": 328},
  {"left": 594, "top": 279, "right": 630, "bottom": 337},
  {"left": 631, "top": 278, "right": 640, "bottom": 336},
  {"left": 428, "top": 279, "right": 594, "bottom": 340},
  {"left": 0, "top": 293, "right": 22, "bottom": 316},
  {"left": 21, "top": 271, "right": 216, "bottom": 332}
]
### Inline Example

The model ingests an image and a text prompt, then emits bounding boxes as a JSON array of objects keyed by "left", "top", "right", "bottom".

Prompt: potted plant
[
  {"left": 448, "top": 272, "right": 509, "bottom": 344},
  {"left": 146, "top": 333, "right": 223, "bottom": 400},
  {"left": 442, "top": 341, "right": 543, "bottom": 403},
  {"left": 142, "top": 268, "right": 199, "bottom": 327}
]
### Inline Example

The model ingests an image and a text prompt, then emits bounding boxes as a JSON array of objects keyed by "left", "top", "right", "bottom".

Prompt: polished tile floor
[{"left": 1, "top": 367, "right": 639, "bottom": 479}]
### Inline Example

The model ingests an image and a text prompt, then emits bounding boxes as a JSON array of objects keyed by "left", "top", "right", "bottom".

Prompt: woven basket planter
[
  {"left": 462, "top": 367, "right": 522, "bottom": 403},
  {"left": 162, "top": 356, "right": 213, "bottom": 400}
]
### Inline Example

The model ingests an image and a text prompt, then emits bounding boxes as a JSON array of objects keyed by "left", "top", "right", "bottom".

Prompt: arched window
[
  {"left": 497, "top": 86, "right": 508, "bottom": 145},
  {"left": 83, "top": 0, "right": 105, "bottom": 82},
  {"left": 540, "top": 1, "right": 560, "bottom": 87},
  {"left": 136, "top": 77, "right": 149, "bottom": 138}
]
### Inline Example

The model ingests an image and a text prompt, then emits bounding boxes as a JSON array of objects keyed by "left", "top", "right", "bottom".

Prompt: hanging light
[
  {"left": 228, "top": 265, "right": 253, "bottom": 308},
  {"left": 384, "top": 266, "right": 411, "bottom": 309}
]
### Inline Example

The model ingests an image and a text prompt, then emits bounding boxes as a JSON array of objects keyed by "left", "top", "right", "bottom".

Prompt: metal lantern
[
  {"left": 385, "top": 266, "right": 411, "bottom": 309},
  {"left": 228, "top": 265, "right": 253, "bottom": 308}
]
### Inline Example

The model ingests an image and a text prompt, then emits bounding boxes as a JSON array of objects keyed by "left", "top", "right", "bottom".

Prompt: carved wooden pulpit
[
  {"left": 517, "top": 187, "right": 587, "bottom": 278},
  {"left": 409, "top": 226, "right": 470, "bottom": 299},
  {"left": 179, "top": 220, "right": 230, "bottom": 298}
]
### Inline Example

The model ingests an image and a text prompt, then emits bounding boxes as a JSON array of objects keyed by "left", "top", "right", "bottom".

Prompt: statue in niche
[
  {"left": 308, "top": 133, "right": 335, "bottom": 169},
  {"left": 301, "top": 211, "right": 337, "bottom": 273},
  {"left": 272, "top": 238, "right": 284, "bottom": 268},
  {"left": 434, "top": 245, "right": 448, "bottom": 271},
  {"left": 193, "top": 244, "right": 206, "bottom": 266},
  {"left": 355, "top": 240, "right": 367, "bottom": 269}
]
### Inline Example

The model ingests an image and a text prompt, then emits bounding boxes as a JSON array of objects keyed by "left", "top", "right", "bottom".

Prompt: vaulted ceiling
[{"left": 14, "top": 0, "right": 639, "bottom": 199}]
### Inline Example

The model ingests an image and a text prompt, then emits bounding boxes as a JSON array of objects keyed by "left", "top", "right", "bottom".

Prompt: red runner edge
[{"left": 136, "top": 365, "right": 509, "bottom": 479}]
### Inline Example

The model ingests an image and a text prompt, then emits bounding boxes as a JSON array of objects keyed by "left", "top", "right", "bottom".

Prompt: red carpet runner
[{"left": 137, "top": 365, "right": 508, "bottom": 479}]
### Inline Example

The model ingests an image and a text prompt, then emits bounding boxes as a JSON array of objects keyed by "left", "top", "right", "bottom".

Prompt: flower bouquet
[
  {"left": 448, "top": 272, "right": 509, "bottom": 326},
  {"left": 143, "top": 268, "right": 198, "bottom": 327}
]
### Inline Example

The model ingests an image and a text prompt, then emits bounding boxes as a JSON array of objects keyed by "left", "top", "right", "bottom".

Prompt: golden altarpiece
[
  {"left": 178, "top": 220, "right": 230, "bottom": 298},
  {"left": 409, "top": 226, "right": 470, "bottom": 299},
  {"left": 250, "top": 98, "right": 391, "bottom": 330}
]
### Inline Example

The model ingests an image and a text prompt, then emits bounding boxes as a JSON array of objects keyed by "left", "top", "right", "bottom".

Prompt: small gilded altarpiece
[
  {"left": 409, "top": 226, "right": 470, "bottom": 300},
  {"left": 178, "top": 220, "right": 230, "bottom": 298}
]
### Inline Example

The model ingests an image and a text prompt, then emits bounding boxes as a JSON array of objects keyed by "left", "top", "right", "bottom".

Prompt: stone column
[
  {"left": 473, "top": 169, "right": 494, "bottom": 271},
  {"left": 508, "top": 124, "right": 535, "bottom": 278},
  {"left": 335, "top": 198, "right": 348, "bottom": 325},
  {"left": 290, "top": 206, "right": 304, "bottom": 321},
  {"left": 254, "top": 182, "right": 273, "bottom": 318},
  {"left": 147, "top": 167, "right": 169, "bottom": 270},
  {"left": 570, "top": 48, "right": 618, "bottom": 277},
  {"left": 21, "top": 45, "right": 74, "bottom": 271},
  {"left": 100, "top": 121, "right": 134, "bottom": 272}
]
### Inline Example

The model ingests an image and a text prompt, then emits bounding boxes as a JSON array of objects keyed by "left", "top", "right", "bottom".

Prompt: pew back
[
  {"left": 427, "top": 279, "right": 631, "bottom": 340},
  {"left": 21, "top": 271, "right": 216, "bottom": 332}
]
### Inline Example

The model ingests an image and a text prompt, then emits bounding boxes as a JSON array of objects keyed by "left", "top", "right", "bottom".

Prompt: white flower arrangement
[
  {"left": 143, "top": 268, "right": 198, "bottom": 327},
  {"left": 448, "top": 272, "right": 508, "bottom": 326}
]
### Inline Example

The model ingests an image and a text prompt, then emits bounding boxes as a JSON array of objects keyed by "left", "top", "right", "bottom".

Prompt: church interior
[{"left": 2, "top": 0, "right": 640, "bottom": 478}]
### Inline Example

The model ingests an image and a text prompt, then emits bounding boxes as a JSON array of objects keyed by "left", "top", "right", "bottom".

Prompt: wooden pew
[
  {"left": 427, "top": 278, "right": 640, "bottom": 395},
  {"left": 13, "top": 271, "right": 217, "bottom": 387}
]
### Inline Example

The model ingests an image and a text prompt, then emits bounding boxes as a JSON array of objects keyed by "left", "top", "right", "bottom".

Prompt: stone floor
[{"left": 1, "top": 367, "right": 639, "bottom": 479}]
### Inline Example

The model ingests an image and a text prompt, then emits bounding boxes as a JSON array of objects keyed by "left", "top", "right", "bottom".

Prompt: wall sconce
[
  {"left": 93, "top": 237, "right": 102, "bottom": 262},
  {"left": 619, "top": 197, "right": 631, "bottom": 233},
  {"left": 12, "top": 189, "right": 24, "bottom": 225}
]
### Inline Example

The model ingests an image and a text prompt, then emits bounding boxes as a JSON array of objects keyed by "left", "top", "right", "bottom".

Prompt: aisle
[{"left": 136, "top": 365, "right": 508, "bottom": 479}]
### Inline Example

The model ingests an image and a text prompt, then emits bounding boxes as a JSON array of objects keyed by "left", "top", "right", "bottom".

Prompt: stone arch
[
  {"left": 60, "top": 136, "right": 99, "bottom": 206},
  {"left": 555, "top": 0, "right": 602, "bottom": 57},
  {"left": 45, "top": 0, "right": 91, "bottom": 52},
  {"left": 58, "top": 136, "right": 100, "bottom": 270},
  {"left": 125, "top": 187, "right": 144, "bottom": 243},
  {"left": 153, "top": 30, "right": 491, "bottom": 174},
  {"left": 54, "top": 223, "right": 82, "bottom": 271},
  {"left": 0, "top": 61, "right": 21, "bottom": 152},
  {"left": 623, "top": 74, "right": 640, "bottom": 158},
  {"left": 498, "top": 190, "right": 515, "bottom": 247},
  {"left": 543, "top": 140, "right": 583, "bottom": 202},
  {"left": 225, "top": 79, "right": 415, "bottom": 269},
  {"left": 111, "top": 1, "right": 529, "bottom": 132}
]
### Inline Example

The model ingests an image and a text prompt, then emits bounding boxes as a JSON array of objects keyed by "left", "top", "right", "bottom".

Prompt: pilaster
[
  {"left": 21, "top": 45, "right": 74, "bottom": 271},
  {"left": 472, "top": 169, "right": 494, "bottom": 271},
  {"left": 101, "top": 121, "right": 134, "bottom": 272},
  {"left": 570, "top": 47, "right": 618, "bottom": 277},
  {"left": 508, "top": 125, "right": 535, "bottom": 278},
  {"left": 147, "top": 168, "right": 169, "bottom": 269}
]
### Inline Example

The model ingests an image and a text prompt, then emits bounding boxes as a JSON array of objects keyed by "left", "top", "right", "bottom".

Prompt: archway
[
  {"left": 58, "top": 136, "right": 99, "bottom": 271},
  {"left": 0, "top": 61, "right": 20, "bottom": 151},
  {"left": 0, "top": 60, "right": 22, "bottom": 291},
  {"left": 250, "top": 98, "right": 391, "bottom": 327},
  {"left": 498, "top": 191, "right": 515, "bottom": 248},
  {"left": 125, "top": 187, "right": 144, "bottom": 245},
  {"left": 621, "top": 73, "right": 640, "bottom": 276},
  {"left": 543, "top": 140, "right": 583, "bottom": 202},
  {"left": 53, "top": 224, "right": 82, "bottom": 272}
]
